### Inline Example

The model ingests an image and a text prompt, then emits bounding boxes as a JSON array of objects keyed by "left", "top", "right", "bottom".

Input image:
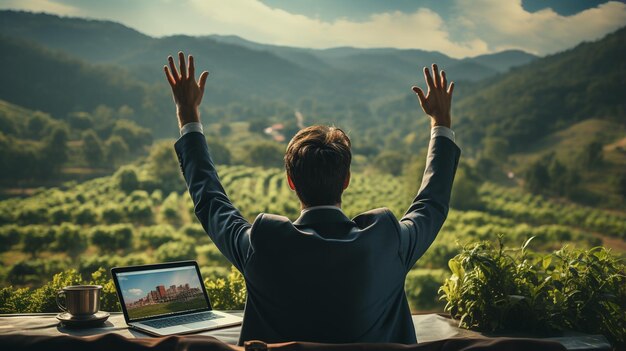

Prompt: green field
[{"left": 127, "top": 295, "right": 208, "bottom": 320}]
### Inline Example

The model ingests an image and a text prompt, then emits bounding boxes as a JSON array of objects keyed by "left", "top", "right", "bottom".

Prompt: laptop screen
[{"left": 115, "top": 265, "right": 209, "bottom": 321}]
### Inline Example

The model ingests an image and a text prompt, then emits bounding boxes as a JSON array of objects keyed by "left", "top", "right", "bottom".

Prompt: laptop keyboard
[{"left": 142, "top": 311, "right": 224, "bottom": 329}]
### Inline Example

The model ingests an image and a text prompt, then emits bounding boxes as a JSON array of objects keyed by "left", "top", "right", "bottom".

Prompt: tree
[
  {"left": 146, "top": 141, "right": 183, "bottom": 192},
  {"left": 41, "top": 125, "right": 69, "bottom": 174},
  {"left": 111, "top": 119, "right": 152, "bottom": 151},
  {"left": 219, "top": 123, "right": 232, "bottom": 136},
  {"left": 82, "top": 130, "right": 105, "bottom": 166},
  {"left": 0, "top": 225, "right": 20, "bottom": 252},
  {"left": 53, "top": 223, "right": 87, "bottom": 257},
  {"left": 27, "top": 112, "right": 52, "bottom": 139},
  {"left": 547, "top": 157, "right": 580, "bottom": 197},
  {"left": 91, "top": 225, "right": 133, "bottom": 253},
  {"left": 116, "top": 166, "right": 140, "bottom": 193},
  {"left": 156, "top": 241, "right": 195, "bottom": 262},
  {"left": 66, "top": 112, "right": 93, "bottom": 130},
  {"left": 161, "top": 192, "right": 181, "bottom": 224},
  {"left": 482, "top": 136, "right": 509, "bottom": 163},
  {"left": 23, "top": 227, "right": 54, "bottom": 257},
  {"left": 206, "top": 138, "right": 232, "bottom": 165},
  {"left": 248, "top": 119, "right": 268, "bottom": 134},
  {"left": 105, "top": 135, "right": 129, "bottom": 166},
  {"left": 450, "top": 164, "right": 483, "bottom": 210},
  {"left": 524, "top": 159, "right": 550, "bottom": 194},
  {"left": 74, "top": 205, "right": 98, "bottom": 225},
  {"left": 579, "top": 140, "right": 603, "bottom": 168},
  {"left": 245, "top": 141, "right": 284, "bottom": 168},
  {"left": 373, "top": 151, "right": 405, "bottom": 176}
]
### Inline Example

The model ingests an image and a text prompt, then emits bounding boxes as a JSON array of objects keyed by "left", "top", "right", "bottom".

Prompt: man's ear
[
  {"left": 287, "top": 174, "right": 296, "bottom": 191},
  {"left": 343, "top": 171, "right": 350, "bottom": 190}
]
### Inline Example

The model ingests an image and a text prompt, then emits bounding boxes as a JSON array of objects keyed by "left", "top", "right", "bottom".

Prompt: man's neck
[{"left": 300, "top": 203, "right": 342, "bottom": 212}]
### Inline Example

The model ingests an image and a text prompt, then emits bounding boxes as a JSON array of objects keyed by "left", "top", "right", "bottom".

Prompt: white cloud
[
  {"left": 186, "top": 0, "right": 488, "bottom": 57},
  {"left": 128, "top": 288, "right": 143, "bottom": 296},
  {"left": 1, "top": 0, "right": 79, "bottom": 15},
  {"left": 0, "top": 0, "right": 624, "bottom": 58},
  {"left": 453, "top": 0, "right": 626, "bottom": 55}
]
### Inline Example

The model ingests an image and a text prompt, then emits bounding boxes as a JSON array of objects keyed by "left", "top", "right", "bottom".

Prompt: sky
[
  {"left": 117, "top": 266, "right": 203, "bottom": 304},
  {"left": 0, "top": 0, "right": 625, "bottom": 58}
]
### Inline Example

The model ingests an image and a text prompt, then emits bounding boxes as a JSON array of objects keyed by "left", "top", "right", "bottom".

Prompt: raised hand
[
  {"left": 164, "top": 52, "right": 209, "bottom": 128},
  {"left": 412, "top": 64, "right": 454, "bottom": 128}
]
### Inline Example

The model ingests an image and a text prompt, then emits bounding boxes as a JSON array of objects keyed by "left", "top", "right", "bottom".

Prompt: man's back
[
  {"left": 243, "top": 208, "right": 412, "bottom": 343},
  {"left": 174, "top": 132, "right": 460, "bottom": 345}
]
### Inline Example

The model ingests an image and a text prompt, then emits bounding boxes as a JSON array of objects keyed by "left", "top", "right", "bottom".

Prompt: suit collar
[{"left": 293, "top": 207, "right": 353, "bottom": 226}]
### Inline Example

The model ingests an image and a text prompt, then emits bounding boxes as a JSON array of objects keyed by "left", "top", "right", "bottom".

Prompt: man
[{"left": 164, "top": 52, "right": 460, "bottom": 345}]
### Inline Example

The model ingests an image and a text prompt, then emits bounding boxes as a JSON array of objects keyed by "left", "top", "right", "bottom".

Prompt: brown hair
[{"left": 284, "top": 125, "right": 351, "bottom": 207}]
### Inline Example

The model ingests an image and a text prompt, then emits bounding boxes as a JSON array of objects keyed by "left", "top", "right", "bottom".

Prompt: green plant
[
  {"left": 439, "top": 237, "right": 626, "bottom": 347},
  {"left": 0, "top": 266, "right": 245, "bottom": 313},
  {"left": 204, "top": 266, "right": 246, "bottom": 310},
  {"left": 155, "top": 241, "right": 195, "bottom": 262}
]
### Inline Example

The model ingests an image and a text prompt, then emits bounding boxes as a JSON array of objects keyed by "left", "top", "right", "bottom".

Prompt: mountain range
[
  {"left": 0, "top": 10, "right": 624, "bottom": 207},
  {"left": 0, "top": 10, "right": 536, "bottom": 106}
]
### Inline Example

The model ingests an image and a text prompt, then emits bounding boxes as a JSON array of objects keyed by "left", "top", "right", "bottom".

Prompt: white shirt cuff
[
  {"left": 431, "top": 126, "right": 455, "bottom": 143},
  {"left": 180, "top": 122, "right": 204, "bottom": 136}
]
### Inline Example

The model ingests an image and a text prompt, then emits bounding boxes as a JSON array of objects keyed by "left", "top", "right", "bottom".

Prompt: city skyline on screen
[{"left": 117, "top": 267, "right": 203, "bottom": 304}]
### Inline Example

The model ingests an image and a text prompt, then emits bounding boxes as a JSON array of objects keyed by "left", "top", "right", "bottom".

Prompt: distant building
[{"left": 157, "top": 285, "right": 166, "bottom": 299}]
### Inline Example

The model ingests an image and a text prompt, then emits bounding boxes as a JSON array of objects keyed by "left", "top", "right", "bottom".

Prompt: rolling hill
[
  {"left": 0, "top": 10, "right": 537, "bottom": 104},
  {"left": 0, "top": 9, "right": 623, "bottom": 208},
  {"left": 450, "top": 26, "right": 626, "bottom": 152},
  {"left": 0, "top": 35, "right": 168, "bottom": 128}
]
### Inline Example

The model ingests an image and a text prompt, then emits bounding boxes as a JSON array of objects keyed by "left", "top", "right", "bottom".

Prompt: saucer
[{"left": 56, "top": 311, "right": 110, "bottom": 328}]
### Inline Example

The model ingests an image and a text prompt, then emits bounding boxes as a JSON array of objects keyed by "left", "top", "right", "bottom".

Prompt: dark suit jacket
[{"left": 174, "top": 132, "right": 461, "bottom": 345}]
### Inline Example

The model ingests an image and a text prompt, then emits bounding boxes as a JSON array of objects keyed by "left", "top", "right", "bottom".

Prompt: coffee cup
[{"left": 56, "top": 285, "right": 102, "bottom": 316}]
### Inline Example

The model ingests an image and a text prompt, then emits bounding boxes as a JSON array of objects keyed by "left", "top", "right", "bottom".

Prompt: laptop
[{"left": 111, "top": 260, "right": 243, "bottom": 336}]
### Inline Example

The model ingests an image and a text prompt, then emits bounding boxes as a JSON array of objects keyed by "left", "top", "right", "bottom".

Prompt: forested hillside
[
  {"left": 375, "top": 27, "right": 626, "bottom": 207},
  {"left": 0, "top": 36, "right": 170, "bottom": 129},
  {"left": 0, "top": 10, "right": 624, "bottom": 343},
  {"left": 1, "top": 144, "right": 623, "bottom": 309},
  {"left": 0, "top": 11, "right": 536, "bottom": 107},
  {"left": 0, "top": 99, "right": 152, "bottom": 187}
]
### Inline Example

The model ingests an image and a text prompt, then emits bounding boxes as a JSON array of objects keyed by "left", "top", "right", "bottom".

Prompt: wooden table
[{"left": 0, "top": 312, "right": 611, "bottom": 350}]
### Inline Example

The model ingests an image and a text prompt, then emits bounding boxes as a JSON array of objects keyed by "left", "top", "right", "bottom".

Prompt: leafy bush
[
  {"left": 74, "top": 205, "right": 98, "bottom": 225},
  {"left": 0, "top": 225, "right": 20, "bottom": 252},
  {"left": 17, "top": 205, "right": 49, "bottom": 224},
  {"left": 78, "top": 255, "right": 122, "bottom": 277},
  {"left": 52, "top": 223, "right": 87, "bottom": 255},
  {"left": 101, "top": 204, "right": 125, "bottom": 223},
  {"left": 90, "top": 224, "right": 133, "bottom": 253},
  {"left": 0, "top": 266, "right": 245, "bottom": 313},
  {"left": 139, "top": 224, "right": 177, "bottom": 249},
  {"left": 155, "top": 241, "right": 195, "bottom": 262},
  {"left": 124, "top": 191, "right": 154, "bottom": 224},
  {"left": 197, "top": 244, "right": 231, "bottom": 266},
  {"left": 116, "top": 166, "right": 140, "bottom": 193},
  {"left": 204, "top": 266, "right": 246, "bottom": 310},
  {"left": 22, "top": 226, "right": 55, "bottom": 257},
  {"left": 161, "top": 192, "right": 181, "bottom": 223},
  {"left": 8, "top": 258, "right": 70, "bottom": 285},
  {"left": 179, "top": 223, "right": 206, "bottom": 240},
  {"left": 50, "top": 206, "right": 72, "bottom": 224},
  {"left": 439, "top": 237, "right": 626, "bottom": 347}
]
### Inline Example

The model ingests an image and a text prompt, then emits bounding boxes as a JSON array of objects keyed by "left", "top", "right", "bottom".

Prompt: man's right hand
[
  {"left": 412, "top": 64, "right": 454, "bottom": 128},
  {"left": 164, "top": 52, "right": 209, "bottom": 129}
]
